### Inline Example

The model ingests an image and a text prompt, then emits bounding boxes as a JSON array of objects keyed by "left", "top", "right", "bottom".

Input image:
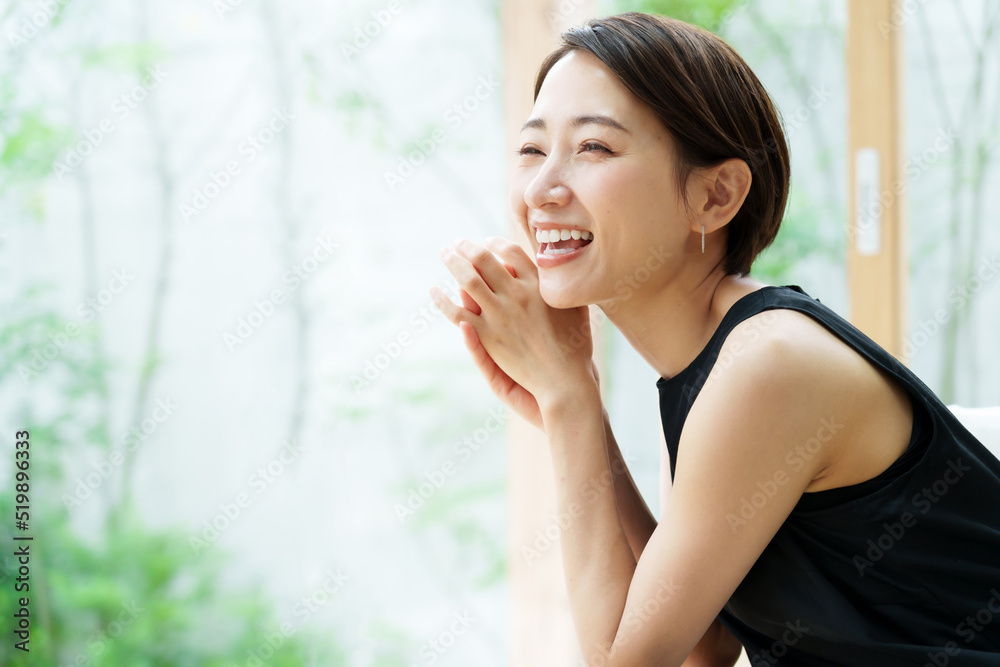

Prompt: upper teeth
[{"left": 535, "top": 229, "right": 593, "bottom": 243}]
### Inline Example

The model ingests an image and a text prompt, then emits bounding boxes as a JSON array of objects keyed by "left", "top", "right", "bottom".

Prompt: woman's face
[{"left": 509, "top": 50, "right": 695, "bottom": 310}]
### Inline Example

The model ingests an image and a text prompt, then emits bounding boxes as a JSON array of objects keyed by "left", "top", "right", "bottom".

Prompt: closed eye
[
  {"left": 516, "top": 143, "right": 613, "bottom": 157},
  {"left": 581, "top": 142, "right": 613, "bottom": 154}
]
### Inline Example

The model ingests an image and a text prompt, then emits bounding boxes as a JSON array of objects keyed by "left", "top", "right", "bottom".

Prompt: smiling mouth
[
  {"left": 541, "top": 240, "right": 589, "bottom": 255},
  {"left": 535, "top": 228, "right": 593, "bottom": 255}
]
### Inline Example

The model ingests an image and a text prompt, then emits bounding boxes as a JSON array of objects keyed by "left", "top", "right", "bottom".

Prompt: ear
[{"left": 688, "top": 158, "right": 752, "bottom": 235}]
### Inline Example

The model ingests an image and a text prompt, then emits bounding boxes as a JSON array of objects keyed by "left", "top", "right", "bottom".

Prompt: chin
[{"left": 538, "top": 281, "right": 589, "bottom": 310}]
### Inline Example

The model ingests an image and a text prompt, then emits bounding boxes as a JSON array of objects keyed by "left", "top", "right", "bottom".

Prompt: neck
[{"left": 599, "top": 262, "right": 762, "bottom": 380}]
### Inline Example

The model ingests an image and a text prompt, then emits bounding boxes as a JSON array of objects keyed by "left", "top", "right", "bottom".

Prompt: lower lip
[{"left": 535, "top": 242, "right": 591, "bottom": 268}]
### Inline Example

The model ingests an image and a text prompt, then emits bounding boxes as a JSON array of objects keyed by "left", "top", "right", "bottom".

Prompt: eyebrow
[{"left": 520, "top": 114, "right": 631, "bottom": 134}]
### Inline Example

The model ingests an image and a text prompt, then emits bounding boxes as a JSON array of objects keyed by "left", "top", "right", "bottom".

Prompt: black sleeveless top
[{"left": 656, "top": 285, "right": 1000, "bottom": 666}]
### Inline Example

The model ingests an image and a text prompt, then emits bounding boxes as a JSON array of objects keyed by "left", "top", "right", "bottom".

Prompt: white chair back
[{"left": 947, "top": 405, "right": 1000, "bottom": 460}]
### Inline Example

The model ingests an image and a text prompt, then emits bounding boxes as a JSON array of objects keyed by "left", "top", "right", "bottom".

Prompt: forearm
[
  {"left": 541, "top": 387, "right": 637, "bottom": 663},
  {"left": 602, "top": 408, "right": 658, "bottom": 560}
]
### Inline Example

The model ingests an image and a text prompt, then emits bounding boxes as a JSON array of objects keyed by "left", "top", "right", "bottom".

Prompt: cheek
[
  {"left": 579, "top": 162, "right": 646, "bottom": 209},
  {"left": 588, "top": 164, "right": 682, "bottom": 232}
]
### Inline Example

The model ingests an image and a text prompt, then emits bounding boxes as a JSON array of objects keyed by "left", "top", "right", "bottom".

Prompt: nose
[{"left": 523, "top": 156, "right": 571, "bottom": 210}]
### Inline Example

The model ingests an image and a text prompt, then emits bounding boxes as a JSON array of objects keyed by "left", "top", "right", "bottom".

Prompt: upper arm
[
  {"left": 661, "top": 430, "right": 744, "bottom": 667},
  {"left": 606, "top": 312, "right": 852, "bottom": 666}
]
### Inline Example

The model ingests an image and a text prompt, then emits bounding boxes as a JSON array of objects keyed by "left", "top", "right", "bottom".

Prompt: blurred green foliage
[
  {"left": 605, "top": 0, "right": 746, "bottom": 33},
  {"left": 0, "top": 304, "right": 342, "bottom": 666},
  {"left": 0, "top": 34, "right": 346, "bottom": 667},
  {"left": 0, "top": 111, "right": 73, "bottom": 187}
]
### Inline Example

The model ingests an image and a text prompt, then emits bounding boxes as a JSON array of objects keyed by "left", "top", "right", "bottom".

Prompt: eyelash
[{"left": 515, "top": 142, "right": 614, "bottom": 157}]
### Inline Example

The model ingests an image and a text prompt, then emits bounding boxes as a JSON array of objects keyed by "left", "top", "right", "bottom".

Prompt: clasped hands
[{"left": 430, "top": 237, "right": 600, "bottom": 430}]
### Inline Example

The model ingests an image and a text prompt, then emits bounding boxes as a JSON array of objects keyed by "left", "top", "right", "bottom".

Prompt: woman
[{"left": 430, "top": 12, "right": 1000, "bottom": 666}]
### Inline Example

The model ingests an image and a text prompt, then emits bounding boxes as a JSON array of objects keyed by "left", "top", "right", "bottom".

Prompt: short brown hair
[{"left": 534, "top": 12, "right": 790, "bottom": 276}]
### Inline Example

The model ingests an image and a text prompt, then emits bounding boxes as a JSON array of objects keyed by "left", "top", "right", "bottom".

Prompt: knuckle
[
  {"left": 492, "top": 237, "right": 515, "bottom": 251},
  {"left": 458, "top": 271, "right": 481, "bottom": 290},
  {"left": 469, "top": 246, "right": 493, "bottom": 265},
  {"left": 494, "top": 238, "right": 519, "bottom": 255}
]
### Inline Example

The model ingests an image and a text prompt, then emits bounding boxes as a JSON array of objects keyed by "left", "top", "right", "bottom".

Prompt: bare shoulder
[
  {"left": 702, "top": 307, "right": 914, "bottom": 492},
  {"left": 611, "top": 296, "right": 913, "bottom": 663},
  {"left": 715, "top": 307, "right": 890, "bottom": 388},
  {"left": 698, "top": 309, "right": 849, "bottom": 409},
  {"left": 616, "top": 303, "right": 912, "bottom": 662}
]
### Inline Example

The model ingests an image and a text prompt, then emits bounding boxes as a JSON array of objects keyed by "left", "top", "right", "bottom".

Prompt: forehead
[{"left": 531, "top": 49, "right": 646, "bottom": 126}]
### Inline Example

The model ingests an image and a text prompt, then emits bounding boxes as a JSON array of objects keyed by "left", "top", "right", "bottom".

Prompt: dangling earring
[{"left": 701, "top": 225, "right": 705, "bottom": 254}]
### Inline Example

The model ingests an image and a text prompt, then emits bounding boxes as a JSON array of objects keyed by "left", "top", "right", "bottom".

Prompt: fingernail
[{"left": 439, "top": 246, "right": 451, "bottom": 259}]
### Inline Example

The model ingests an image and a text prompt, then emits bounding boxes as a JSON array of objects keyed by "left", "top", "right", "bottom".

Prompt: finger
[
  {"left": 440, "top": 245, "right": 498, "bottom": 307},
  {"left": 452, "top": 239, "right": 517, "bottom": 294},
  {"left": 483, "top": 236, "right": 537, "bottom": 281},
  {"left": 459, "top": 320, "right": 484, "bottom": 356},
  {"left": 459, "top": 321, "right": 516, "bottom": 395},
  {"left": 460, "top": 289, "right": 482, "bottom": 316},
  {"left": 459, "top": 321, "right": 501, "bottom": 383},
  {"left": 429, "top": 285, "right": 480, "bottom": 328}
]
